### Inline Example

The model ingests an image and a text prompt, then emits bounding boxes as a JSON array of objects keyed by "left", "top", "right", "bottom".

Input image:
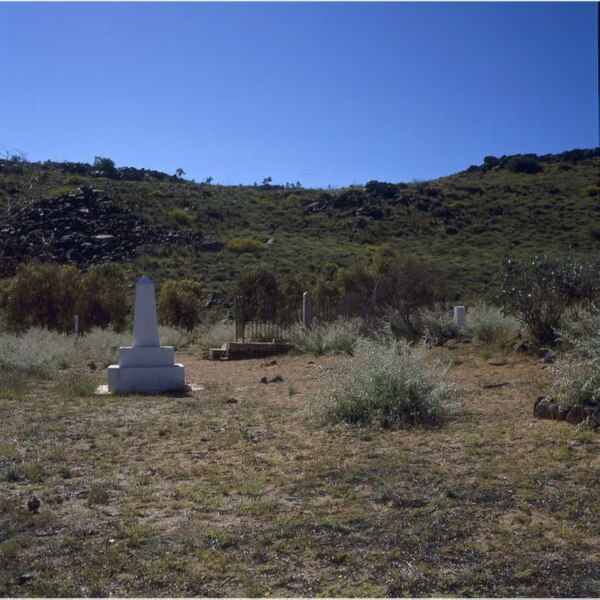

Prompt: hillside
[{"left": 1, "top": 148, "right": 598, "bottom": 302}]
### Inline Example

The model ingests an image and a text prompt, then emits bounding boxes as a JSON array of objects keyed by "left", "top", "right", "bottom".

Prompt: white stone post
[
  {"left": 302, "top": 292, "right": 313, "bottom": 329},
  {"left": 107, "top": 276, "right": 185, "bottom": 394},
  {"left": 133, "top": 276, "right": 160, "bottom": 347},
  {"left": 453, "top": 305, "right": 466, "bottom": 328}
]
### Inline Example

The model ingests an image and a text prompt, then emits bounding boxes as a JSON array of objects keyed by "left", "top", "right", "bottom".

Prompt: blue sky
[{"left": 1, "top": 2, "right": 597, "bottom": 187}]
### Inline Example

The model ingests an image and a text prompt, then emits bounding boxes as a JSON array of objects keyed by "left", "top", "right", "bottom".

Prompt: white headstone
[
  {"left": 107, "top": 276, "right": 185, "bottom": 394},
  {"left": 454, "top": 305, "right": 466, "bottom": 327}
]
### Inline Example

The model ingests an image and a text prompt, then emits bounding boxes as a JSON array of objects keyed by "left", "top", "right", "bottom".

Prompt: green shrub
[
  {"left": 314, "top": 338, "right": 457, "bottom": 428},
  {"left": 65, "top": 175, "right": 88, "bottom": 186},
  {"left": 579, "top": 184, "right": 599, "bottom": 198},
  {"left": 291, "top": 318, "right": 362, "bottom": 355},
  {"left": 498, "top": 255, "right": 599, "bottom": 346},
  {"left": 49, "top": 186, "right": 76, "bottom": 198},
  {"left": 167, "top": 207, "right": 195, "bottom": 227},
  {"left": 226, "top": 236, "right": 267, "bottom": 253},
  {"left": 158, "top": 279, "right": 203, "bottom": 331}
]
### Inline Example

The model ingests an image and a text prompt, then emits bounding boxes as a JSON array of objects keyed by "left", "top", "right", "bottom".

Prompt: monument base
[{"left": 107, "top": 363, "right": 186, "bottom": 394}]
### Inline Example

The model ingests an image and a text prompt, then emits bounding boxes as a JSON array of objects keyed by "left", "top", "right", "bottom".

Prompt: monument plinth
[{"left": 107, "top": 276, "right": 185, "bottom": 394}]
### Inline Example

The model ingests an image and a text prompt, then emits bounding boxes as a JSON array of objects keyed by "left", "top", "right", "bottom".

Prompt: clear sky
[{"left": 1, "top": 2, "right": 597, "bottom": 187}]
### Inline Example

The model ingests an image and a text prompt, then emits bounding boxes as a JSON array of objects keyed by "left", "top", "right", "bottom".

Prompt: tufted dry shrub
[
  {"left": 552, "top": 311, "right": 600, "bottom": 411},
  {"left": 313, "top": 338, "right": 458, "bottom": 428}
]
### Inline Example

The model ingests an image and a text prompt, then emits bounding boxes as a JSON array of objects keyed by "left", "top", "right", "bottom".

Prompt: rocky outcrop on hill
[{"left": 0, "top": 186, "right": 223, "bottom": 276}]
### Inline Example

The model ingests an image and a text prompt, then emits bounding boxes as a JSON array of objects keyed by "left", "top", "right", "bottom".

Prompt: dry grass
[{"left": 0, "top": 344, "right": 598, "bottom": 596}]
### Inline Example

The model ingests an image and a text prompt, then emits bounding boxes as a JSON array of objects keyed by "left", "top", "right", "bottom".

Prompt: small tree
[
  {"left": 498, "top": 255, "right": 599, "bottom": 346},
  {"left": 174, "top": 168, "right": 185, "bottom": 179},
  {"left": 277, "top": 271, "right": 308, "bottom": 325},
  {"left": 235, "top": 266, "right": 279, "bottom": 322},
  {"left": 77, "top": 264, "right": 129, "bottom": 331},
  {"left": 93, "top": 156, "right": 117, "bottom": 178},
  {"left": 335, "top": 263, "right": 376, "bottom": 319},
  {"left": 158, "top": 279, "right": 203, "bottom": 331},
  {"left": 0, "top": 262, "right": 80, "bottom": 332},
  {"left": 262, "top": 176, "right": 272, "bottom": 186},
  {"left": 372, "top": 248, "right": 441, "bottom": 337}
]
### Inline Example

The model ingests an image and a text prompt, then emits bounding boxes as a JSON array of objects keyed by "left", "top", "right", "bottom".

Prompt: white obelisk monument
[{"left": 107, "top": 276, "right": 185, "bottom": 393}]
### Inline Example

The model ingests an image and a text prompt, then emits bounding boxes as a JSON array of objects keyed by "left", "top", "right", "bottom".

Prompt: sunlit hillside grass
[{"left": 1, "top": 149, "right": 598, "bottom": 300}]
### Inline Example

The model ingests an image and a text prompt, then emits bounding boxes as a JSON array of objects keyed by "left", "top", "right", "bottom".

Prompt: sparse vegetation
[
  {"left": 291, "top": 318, "right": 362, "bottom": 355},
  {"left": 226, "top": 236, "right": 267, "bottom": 253},
  {"left": 552, "top": 312, "right": 600, "bottom": 411},
  {"left": 466, "top": 303, "right": 521, "bottom": 346}
]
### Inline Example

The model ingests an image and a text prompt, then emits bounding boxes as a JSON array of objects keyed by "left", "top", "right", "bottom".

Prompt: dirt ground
[{"left": 0, "top": 346, "right": 598, "bottom": 597}]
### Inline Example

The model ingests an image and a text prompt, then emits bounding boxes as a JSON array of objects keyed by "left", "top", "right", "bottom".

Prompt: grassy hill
[{"left": 1, "top": 148, "right": 598, "bottom": 302}]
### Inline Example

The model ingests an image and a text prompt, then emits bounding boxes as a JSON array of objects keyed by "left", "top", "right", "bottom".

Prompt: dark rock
[
  {"left": 27, "top": 495, "right": 40, "bottom": 513},
  {"left": 260, "top": 376, "right": 269, "bottom": 384},
  {"left": 0, "top": 187, "right": 224, "bottom": 276},
  {"left": 566, "top": 405, "right": 590, "bottom": 425},
  {"left": 224, "top": 397, "right": 238, "bottom": 404},
  {"left": 516, "top": 341, "right": 531, "bottom": 353},
  {"left": 18, "top": 573, "right": 35, "bottom": 585},
  {"left": 481, "top": 381, "right": 510, "bottom": 389},
  {"left": 542, "top": 350, "right": 556, "bottom": 364},
  {"left": 556, "top": 404, "right": 571, "bottom": 421},
  {"left": 534, "top": 396, "right": 555, "bottom": 419},
  {"left": 270, "top": 375, "right": 284, "bottom": 383},
  {"left": 261, "top": 359, "right": 277, "bottom": 367}
]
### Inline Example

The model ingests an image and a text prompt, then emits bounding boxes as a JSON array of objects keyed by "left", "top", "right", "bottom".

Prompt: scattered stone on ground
[
  {"left": 534, "top": 395, "right": 599, "bottom": 426},
  {"left": 18, "top": 574, "right": 35, "bottom": 585},
  {"left": 26, "top": 495, "right": 40, "bottom": 513},
  {"left": 224, "top": 397, "right": 238, "bottom": 404},
  {"left": 260, "top": 375, "right": 284, "bottom": 384},
  {"left": 481, "top": 381, "right": 511, "bottom": 389},
  {"left": 487, "top": 357, "right": 508, "bottom": 366},
  {"left": 0, "top": 186, "right": 224, "bottom": 276}
]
